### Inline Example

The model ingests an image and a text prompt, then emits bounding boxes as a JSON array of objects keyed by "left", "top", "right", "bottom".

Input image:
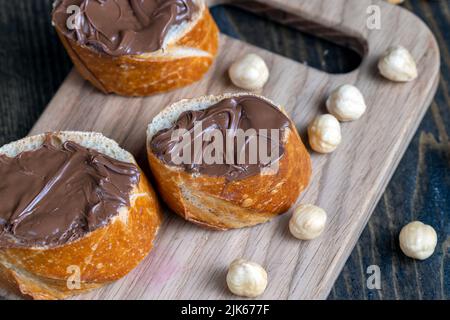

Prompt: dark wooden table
[{"left": 0, "top": 0, "right": 448, "bottom": 300}]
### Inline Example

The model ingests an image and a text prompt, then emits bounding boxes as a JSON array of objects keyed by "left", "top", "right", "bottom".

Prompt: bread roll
[
  {"left": 52, "top": 0, "right": 219, "bottom": 96},
  {"left": 0, "top": 131, "right": 162, "bottom": 299},
  {"left": 146, "top": 93, "right": 311, "bottom": 230}
]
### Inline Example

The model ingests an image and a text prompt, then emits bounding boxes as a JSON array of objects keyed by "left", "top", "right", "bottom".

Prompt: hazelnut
[
  {"left": 326, "top": 84, "right": 367, "bottom": 121},
  {"left": 399, "top": 221, "right": 437, "bottom": 260},
  {"left": 307, "top": 114, "right": 342, "bottom": 153},
  {"left": 226, "top": 259, "right": 268, "bottom": 298},
  {"left": 289, "top": 204, "right": 327, "bottom": 240},
  {"left": 229, "top": 54, "right": 269, "bottom": 91},
  {"left": 378, "top": 46, "right": 418, "bottom": 82}
]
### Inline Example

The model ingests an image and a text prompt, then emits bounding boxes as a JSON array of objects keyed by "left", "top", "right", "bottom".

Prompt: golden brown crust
[
  {"left": 57, "top": 8, "right": 219, "bottom": 96},
  {"left": 147, "top": 125, "right": 311, "bottom": 230},
  {"left": 0, "top": 171, "right": 162, "bottom": 300}
]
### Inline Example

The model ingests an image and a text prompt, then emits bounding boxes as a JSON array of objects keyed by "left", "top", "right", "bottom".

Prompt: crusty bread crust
[
  {"left": 0, "top": 132, "right": 163, "bottom": 299},
  {"left": 57, "top": 3, "right": 219, "bottom": 96},
  {"left": 146, "top": 94, "right": 312, "bottom": 230}
]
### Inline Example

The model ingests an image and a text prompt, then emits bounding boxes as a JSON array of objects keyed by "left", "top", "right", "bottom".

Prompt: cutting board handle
[{"left": 207, "top": 0, "right": 381, "bottom": 57}]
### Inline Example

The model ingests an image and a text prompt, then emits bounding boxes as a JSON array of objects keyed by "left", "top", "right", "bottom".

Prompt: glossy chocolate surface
[
  {"left": 150, "top": 95, "right": 291, "bottom": 181},
  {"left": 0, "top": 135, "right": 140, "bottom": 247},
  {"left": 52, "top": 0, "right": 199, "bottom": 56}
]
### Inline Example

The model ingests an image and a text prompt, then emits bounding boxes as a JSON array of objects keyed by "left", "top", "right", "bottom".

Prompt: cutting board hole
[{"left": 210, "top": 5, "right": 364, "bottom": 74}]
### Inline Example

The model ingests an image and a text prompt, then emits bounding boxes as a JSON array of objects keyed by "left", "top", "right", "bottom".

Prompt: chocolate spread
[
  {"left": 52, "top": 0, "right": 199, "bottom": 56},
  {"left": 150, "top": 95, "right": 291, "bottom": 181},
  {"left": 0, "top": 135, "right": 140, "bottom": 248}
]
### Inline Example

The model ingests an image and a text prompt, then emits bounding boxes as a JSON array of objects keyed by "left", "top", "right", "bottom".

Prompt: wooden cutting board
[{"left": 0, "top": 0, "right": 440, "bottom": 300}]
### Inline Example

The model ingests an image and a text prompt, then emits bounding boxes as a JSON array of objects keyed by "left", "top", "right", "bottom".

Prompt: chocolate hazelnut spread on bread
[
  {"left": 150, "top": 95, "right": 291, "bottom": 181},
  {"left": 0, "top": 134, "right": 140, "bottom": 248},
  {"left": 52, "top": 0, "right": 199, "bottom": 56}
]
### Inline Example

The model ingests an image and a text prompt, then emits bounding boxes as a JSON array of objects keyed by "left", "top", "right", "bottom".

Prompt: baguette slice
[
  {"left": 55, "top": 0, "right": 219, "bottom": 96},
  {"left": 0, "top": 131, "right": 162, "bottom": 299},
  {"left": 147, "top": 93, "right": 312, "bottom": 230}
]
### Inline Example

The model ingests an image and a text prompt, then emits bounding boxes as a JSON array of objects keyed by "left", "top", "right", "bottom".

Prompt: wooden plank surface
[{"left": 0, "top": 0, "right": 446, "bottom": 299}]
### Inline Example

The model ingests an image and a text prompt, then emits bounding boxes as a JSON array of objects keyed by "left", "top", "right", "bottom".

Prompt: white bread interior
[
  {"left": 158, "top": 0, "right": 205, "bottom": 48},
  {"left": 131, "top": 0, "right": 209, "bottom": 59}
]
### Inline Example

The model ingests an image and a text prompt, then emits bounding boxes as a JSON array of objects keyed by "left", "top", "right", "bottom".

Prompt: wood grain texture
[{"left": 0, "top": 0, "right": 448, "bottom": 298}]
